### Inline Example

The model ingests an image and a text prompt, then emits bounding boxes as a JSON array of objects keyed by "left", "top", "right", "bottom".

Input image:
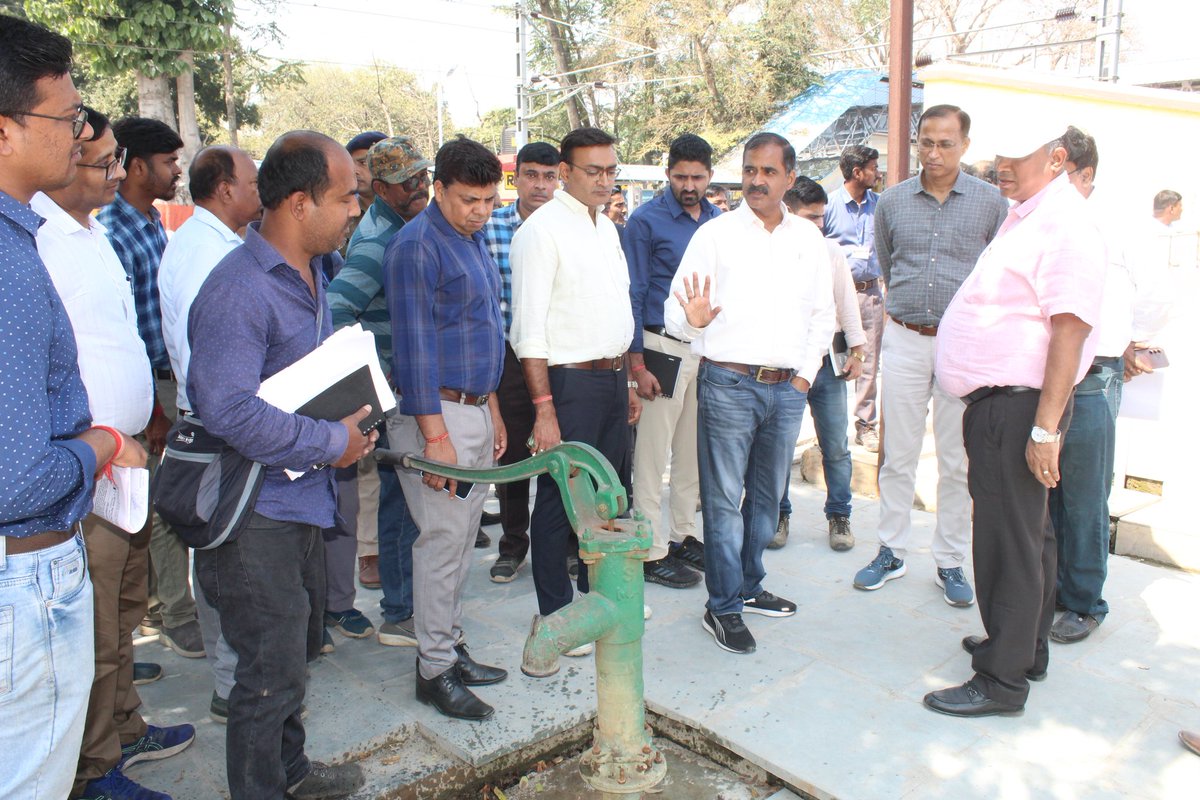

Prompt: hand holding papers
[{"left": 93, "top": 466, "right": 150, "bottom": 533}]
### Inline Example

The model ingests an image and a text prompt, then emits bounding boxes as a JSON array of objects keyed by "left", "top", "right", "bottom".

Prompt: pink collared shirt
[{"left": 935, "top": 174, "right": 1105, "bottom": 399}]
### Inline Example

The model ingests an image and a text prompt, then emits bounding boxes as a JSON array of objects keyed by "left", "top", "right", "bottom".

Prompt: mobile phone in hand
[{"left": 1135, "top": 347, "right": 1169, "bottom": 370}]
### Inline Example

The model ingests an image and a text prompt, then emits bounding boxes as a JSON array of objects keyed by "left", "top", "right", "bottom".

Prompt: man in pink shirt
[{"left": 925, "top": 123, "right": 1105, "bottom": 717}]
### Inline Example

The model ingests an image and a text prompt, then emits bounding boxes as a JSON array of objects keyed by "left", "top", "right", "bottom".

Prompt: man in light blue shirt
[{"left": 824, "top": 145, "right": 883, "bottom": 452}]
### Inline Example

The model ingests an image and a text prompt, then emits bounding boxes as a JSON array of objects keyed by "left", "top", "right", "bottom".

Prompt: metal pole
[
  {"left": 516, "top": 1, "right": 530, "bottom": 148},
  {"left": 886, "top": 0, "right": 914, "bottom": 187}
]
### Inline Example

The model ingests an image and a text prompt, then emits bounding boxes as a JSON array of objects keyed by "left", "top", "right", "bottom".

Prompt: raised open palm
[{"left": 673, "top": 272, "right": 722, "bottom": 329}]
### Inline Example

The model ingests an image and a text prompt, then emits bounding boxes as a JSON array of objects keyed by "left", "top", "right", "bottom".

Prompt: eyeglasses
[
  {"left": 399, "top": 171, "right": 430, "bottom": 192},
  {"left": 20, "top": 105, "right": 89, "bottom": 139},
  {"left": 78, "top": 147, "right": 128, "bottom": 181},
  {"left": 567, "top": 162, "right": 620, "bottom": 180},
  {"left": 917, "top": 139, "right": 961, "bottom": 152}
]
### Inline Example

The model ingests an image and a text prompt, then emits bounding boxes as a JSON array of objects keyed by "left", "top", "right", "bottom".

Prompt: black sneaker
[
  {"left": 159, "top": 619, "right": 205, "bottom": 658},
  {"left": 287, "top": 761, "right": 364, "bottom": 800},
  {"left": 742, "top": 590, "right": 796, "bottom": 617},
  {"left": 474, "top": 527, "right": 491, "bottom": 548},
  {"left": 489, "top": 556, "right": 522, "bottom": 583},
  {"left": 567, "top": 553, "right": 579, "bottom": 581},
  {"left": 132, "top": 662, "right": 162, "bottom": 686},
  {"left": 643, "top": 555, "right": 701, "bottom": 589},
  {"left": 480, "top": 510, "right": 502, "bottom": 527},
  {"left": 702, "top": 610, "right": 756, "bottom": 654},
  {"left": 672, "top": 536, "right": 705, "bottom": 572}
]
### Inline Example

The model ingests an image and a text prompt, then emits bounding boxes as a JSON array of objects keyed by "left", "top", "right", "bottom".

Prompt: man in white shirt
[
  {"left": 34, "top": 105, "right": 192, "bottom": 800},
  {"left": 157, "top": 144, "right": 261, "bottom": 725},
  {"left": 511, "top": 127, "right": 640, "bottom": 626},
  {"left": 666, "top": 132, "right": 836, "bottom": 654}
]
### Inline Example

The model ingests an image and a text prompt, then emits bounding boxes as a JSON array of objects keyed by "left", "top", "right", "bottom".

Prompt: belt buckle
[
  {"left": 610, "top": 358, "right": 623, "bottom": 373},
  {"left": 754, "top": 365, "right": 771, "bottom": 383},
  {"left": 475, "top": 393, "right": 489, "bottom": 406}
]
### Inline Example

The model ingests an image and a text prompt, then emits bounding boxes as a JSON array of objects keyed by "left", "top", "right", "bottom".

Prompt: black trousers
[
  {"left": 196, "top": 513, "right": 325, "bottom": 799},
  {"left": 964, "top": 390, "right": 1073, "bottom": 707},
  {"left": 496, "top": 342, "right": 536, "bottom": 561},
  {"left": 529, "top": 366, "right": 630, "bottom": 615}
]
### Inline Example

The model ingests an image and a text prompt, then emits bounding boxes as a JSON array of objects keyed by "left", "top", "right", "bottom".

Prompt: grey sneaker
[
  {"left": 853, "top": 545, "right": 906, "bottom": 590},
  {"left": 377, "top": 617, "right": 418, "bottom": 647},
  {"left": 287, "top": 761, "right": 364, "bottom": 800},
  {"left": 490, "top": 556, "right": 522, "bottom": 583},
  {"left": 936, "top": 567, "right": 975, "bottom": 607},
  {"left": 828, "top": 515, "right": 854, "bottom": 551},
  {"left": 767, "top": 513, "right": 789, "bottom": 550}
]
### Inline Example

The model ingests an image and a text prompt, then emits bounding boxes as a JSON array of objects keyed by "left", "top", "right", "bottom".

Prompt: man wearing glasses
[
  {"left": 511, "top": 127, "right": 640, "bottom": 631},
  {"left": 328, "top": 136, "right": 431, "bottom": 651},
  {"left": 0, "top": 16, "right": 148, "bottom": 799},
  {"left": 33, "top": 104, "right": 196, "bottom": 800}
]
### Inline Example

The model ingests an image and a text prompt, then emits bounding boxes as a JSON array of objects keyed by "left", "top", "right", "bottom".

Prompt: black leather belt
[
  {"left": 963, "top": 385, "right": 1038, "bottom": 405},
  {"left": 4, "top": 523, "right": 81, "bottom": 554},
  {"left": 439, "top": 388, "right": 489, "bottom": 406},
  {"left": 704, "top": 359, "right": 794, "bottom": 384},
  {"left": 644, "top": 325, "right": 683, "bottom": 343},
  {"left": 854, "top": 278, "right": 878, "bottom": 292},
  {"left": 153, "top": 368, "right": 175, "bottom": 381}
]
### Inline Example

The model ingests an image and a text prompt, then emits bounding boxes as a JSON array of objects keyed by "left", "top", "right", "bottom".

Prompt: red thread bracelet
[
  {"left": 425, "top": 431, "right": 450, "bottom": 444},
  {"left": 531, "top": 394, "right": 553, "bottom": 405},
  {"left": 92, "top": 425, "right": 123, "bottom": 480},
  {"left": 631, "top": 363, "right": 647, "bottom": 374}
]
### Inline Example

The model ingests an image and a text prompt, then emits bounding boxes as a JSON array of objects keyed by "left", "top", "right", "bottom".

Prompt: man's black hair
[
  {"left": 516, "top": 141, "right": 560, "bottom": 170},
  {"left": 1062, "top": 126, "right": 1098, "bottom": 176},
  {"left": 81, "top": 106, "right": 110, "bottom": 142},
  {"left": 918, "top": 104, "right": 971, "bottom": 138},
  {"left": 786, "top": 176, "right": 827, "bottom": 208},
  {"left": 189, "top": 146, "right": 238, "bottom": 203},
  {"left": 668, "top": 133, "right": 713, "bottom": 170},
  {"left": 839, "top": 145, "right": 879, "bottom": 181},
  {"left": 258, "top": 131, "right": 337, "bottom": 210},
  {"left": 559, "top": 127, "right": 616, "bottom": 166},
  {"left": 0, "top": 15, "right": 74, "bottom": 121},
  {"left": 706, "top": 185, "right": 730, "bottom": 198},
  {"left": 744, "top": 132, "right": 796, "bottom": 173},
  {"left": 112, "top": 117, "right": 184, "bottom": 163},
  {"left": 433, "top": 135, "right": 502, "bottom": 188},
  {"left": 610, "top": 186, "right": 624, "bottom": 197}
]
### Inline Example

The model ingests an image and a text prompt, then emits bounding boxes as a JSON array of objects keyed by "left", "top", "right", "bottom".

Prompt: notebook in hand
[
  {"left": 295, "top": 365, "right": 386, "bottom": 434},
  {"left": 643, "top": 347, "right": 683, "bottom": 398},
  {"left": 829, "top": 331, "right": 849, "bottom": 376}
]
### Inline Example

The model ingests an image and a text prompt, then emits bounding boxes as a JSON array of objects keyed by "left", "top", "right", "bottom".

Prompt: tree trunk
[
  {"left": 223, "top": 23, "right": 238, "bottom": 147},
  {"left": 136, "top": 71, "right": 178, "bottom": 130},
  {"left": 175, "top": 51, "right": 204, "bottom": 204},
  {"left": 536, "top": 0, "right": 583, "bottom": 130},
  {"left": 692, "top": 35, "right": 724, "bottom": 118}
]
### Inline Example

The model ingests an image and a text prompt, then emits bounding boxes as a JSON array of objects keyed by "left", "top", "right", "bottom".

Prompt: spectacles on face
[
  {"left": 21, "top": 105, "right": 89, "bottom": 139},
  {"left": 917, "top": 139, "right": 961, "bottom": 153},
  {"left": 567, "top": 162, "right": 620, "bottom": 181},
  {"left": 78, "top": 147, "right": 128, "bottom": 181},
  {"left": 399, "top": 171, "right": 429, "bottom": 192}
]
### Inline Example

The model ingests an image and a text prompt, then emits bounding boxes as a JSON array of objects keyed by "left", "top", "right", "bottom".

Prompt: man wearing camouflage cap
[{"left": 328, "top": 135, "right": 432, "bottom": 651}]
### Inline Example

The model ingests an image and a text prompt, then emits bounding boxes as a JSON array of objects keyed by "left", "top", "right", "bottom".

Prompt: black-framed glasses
[
  {"left": 567, "top": 162, "right": 620, "bottom": 180},
  {"left": 79, "top": 147, "right": 128, "bottom": 181},
  {"left": 399, "top": 170, "right": 430, "bottom": 192},
  {"left": 20, "top": 105, "right": 89, "bottom": 139}
]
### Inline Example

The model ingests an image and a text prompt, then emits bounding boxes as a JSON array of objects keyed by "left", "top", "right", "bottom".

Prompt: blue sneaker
[
  {"left": 936, "top": 567, "right": 975, "bottom": 607},
  {"left": 119, "top": 724, "right": 195, "bottom": 769},
  {"left": 324, "top": 608, "right": 375, "bottom": 639},
  {"left": 79, "top": 767, "right": 172, "bottom": 799},
  {"left": 853, "top": 545, "right": 906, "bottom": 590}
]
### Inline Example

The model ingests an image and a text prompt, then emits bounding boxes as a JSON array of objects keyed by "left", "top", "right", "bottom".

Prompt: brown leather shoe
[
  {"left": 358, "top": 555, "right": 381, "bottom": 589},
  {"left": 1181, "top": 730, "right": 1200, "bottom": 757}
]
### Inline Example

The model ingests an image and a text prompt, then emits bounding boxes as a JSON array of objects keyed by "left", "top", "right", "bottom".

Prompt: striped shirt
[
  {"left": 328, "top": 196, "right": 405, "bottom": 373},
  {"left": 481, "top": 201, "right": 524, "bottom": 337},
  {"left": 874, "top": 170, "right": 1008, "bottom": 326},
  {"left": 97, "top": 192, "right": 170, "bottom": 369},
  {"left": 385, "top": 199, "right": 505, "bottom": 416}
]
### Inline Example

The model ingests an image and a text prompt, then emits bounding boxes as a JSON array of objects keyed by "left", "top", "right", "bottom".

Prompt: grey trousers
[
  {"left": 854, "top": 286, "right": 885, "bottom": 431},
  {"left": 147, "top": 377, "right": 197, "bottom": 628},
  {"left": 389, "top": 400, "right": 492, "bottom": 680},
  {"left": 323, "top": 467, "right": 360, "bottom": 613}
]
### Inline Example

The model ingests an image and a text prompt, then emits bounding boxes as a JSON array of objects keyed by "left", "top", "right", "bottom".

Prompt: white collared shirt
[
  {"left": 510, "top": 190, "right": 634, "bottom": 365},
  {"left": 31, "top": 192, "right": 153, "bottom": 434},
  {"left": 158, "top": 205, "right": 244, "bottom": 411},
  {"left": 664, "top": 201, "right": 837, "bottom": 383},
  {"left": 827, "top": 239, "right": 867, "bottom": 352}
]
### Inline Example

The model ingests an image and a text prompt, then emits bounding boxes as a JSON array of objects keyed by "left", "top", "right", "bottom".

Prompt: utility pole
[
  {"left": 1095, "top": 0, "right": 1124, "bottom": 82},
  {"left": 886, "top": 0, "right": 914, "bottom": 186},
  {"left": 516, "top": 1, "right": 530, "bottom": 148},
  {"left": 223, "top": 22, "right": 237, "bottom": 147}
]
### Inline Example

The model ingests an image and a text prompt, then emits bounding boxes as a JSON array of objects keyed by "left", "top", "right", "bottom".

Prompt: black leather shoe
[
  {"left": 924, "top": 682, "right": 1024, "bottom": 717},
  {"left": 1050, "top": 612, "right": 1100, "bottom": 643},
  {"left": 474, "top": 527, "right": 491, "bottom": 548},
  {"left": 480, "top": 510, "right": 502, "bottom": 527},
  {"left": 961, "top": 636, "right": 1047, "bottom": 682},
  {"left": 454, "top": 644, "right": 507, "bottom": 686},
  {"left": 416, "top": 660, "right": 494, "bottom": 721},
  {"left": 644, "top": 555, "right": 701, "bottom": 589}
]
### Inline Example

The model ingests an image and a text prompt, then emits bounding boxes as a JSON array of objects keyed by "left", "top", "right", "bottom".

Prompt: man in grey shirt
[{"left": 853, "top": 104, "right": 1007, "bottom": 606}]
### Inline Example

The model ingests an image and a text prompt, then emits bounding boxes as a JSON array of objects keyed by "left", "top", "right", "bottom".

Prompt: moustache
[{"left": 744, "top": 185, "right": 768, "bottom": 196}]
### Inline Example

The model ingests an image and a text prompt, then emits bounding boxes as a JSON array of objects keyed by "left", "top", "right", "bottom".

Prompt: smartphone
[
  {"left": 1134, "top": 348, "right": 1169, "bottom": 369},
  {"left": 421, "top": 472, "right": 474, "bottom": 499}
]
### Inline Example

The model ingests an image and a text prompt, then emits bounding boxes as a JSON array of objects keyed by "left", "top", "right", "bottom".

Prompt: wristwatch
[
  {"left": 1030, "top": 426, "right": 1061, "bottom": 444},
  {"left": 851, "top": 350, "right": 866, "bottom": 362},
  {"left": 627, "top": 380, "right": 639, "bottom": 390}
]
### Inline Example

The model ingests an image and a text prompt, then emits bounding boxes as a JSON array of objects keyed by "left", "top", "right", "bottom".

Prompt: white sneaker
[
  {"left": 564, "top": 642, "right": 594, "bottom": 657},
  {"left": 644, "top": 604, "right": 652, "bottom": 620}
]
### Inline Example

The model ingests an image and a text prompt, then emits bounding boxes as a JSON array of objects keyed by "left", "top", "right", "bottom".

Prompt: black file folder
[
  {"left": 295, "top": 365, "right": 387, "bottom": 435},
  {"left": 643, "top": 347, "right": 683, "bottom": 398}
]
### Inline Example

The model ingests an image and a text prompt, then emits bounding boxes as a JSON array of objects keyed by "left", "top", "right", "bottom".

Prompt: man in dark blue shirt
[
  {"left": 624, "top": 133, "right": 721, "bottom": 591},
  {"left": 188, "top": 130, "right": 376, "bottom": 800},
  {"left": 0, "top": 16, "right": 146, "bottom": 799},
  {"left": 384, "top": 136, "right": 508, "bottom": 722}
]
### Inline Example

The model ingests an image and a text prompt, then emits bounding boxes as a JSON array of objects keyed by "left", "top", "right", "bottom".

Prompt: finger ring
[{"left": 1042, "top": 469, "right": 1049, "bottom": 474}]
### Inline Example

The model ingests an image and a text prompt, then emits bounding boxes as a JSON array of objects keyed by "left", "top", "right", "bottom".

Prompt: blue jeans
[
  {"left": 1049, "top": 357, "right": 1122, "bottom": 618},
  {"left": 779, "top": 355, "right": 852, "bottom": 518},
  {"left": 0, "top": 533, "right": 93, "bottom": 800},
  {"left": 377, "top": 429, "right": 420, "bottom": 624},
  {"left": 698, "top": 362, "right": 807, "bottom": 616}
]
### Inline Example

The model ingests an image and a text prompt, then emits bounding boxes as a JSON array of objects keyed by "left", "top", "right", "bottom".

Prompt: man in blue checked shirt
[
  {"left": 384, "top": 136, "right": 509, "bottom": 722},
  {"left": 481, "top": 141, "right": 560, "bottom": 584}
]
